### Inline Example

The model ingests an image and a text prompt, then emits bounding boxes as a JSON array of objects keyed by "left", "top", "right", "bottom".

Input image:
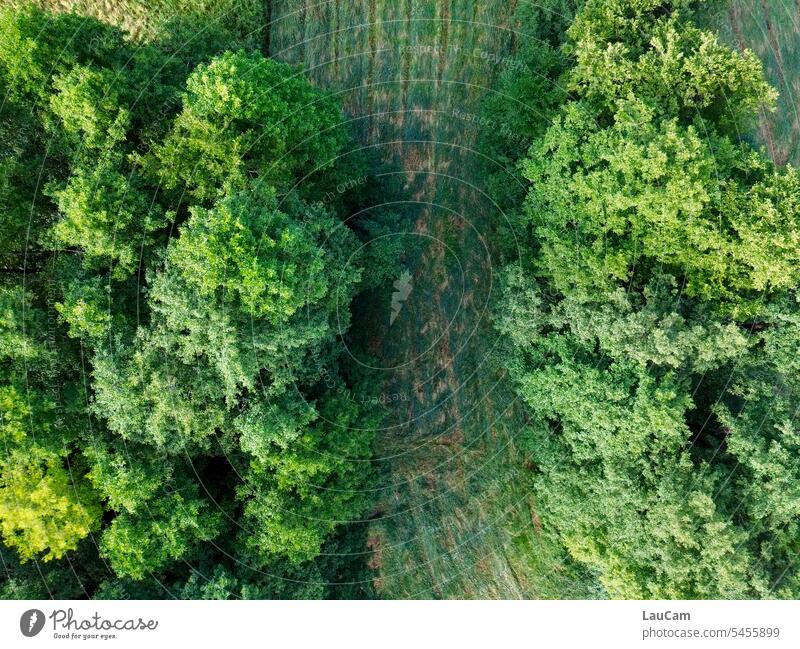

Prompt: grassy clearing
[
  {"left": 700, "top": 0, "right": 800, "bottom": 166},
  {"left": 1, "top": 0, "right": 264, "bottom": 44},
  {"left": 271, "top": 0, "right": 598, "bottom": 598}
]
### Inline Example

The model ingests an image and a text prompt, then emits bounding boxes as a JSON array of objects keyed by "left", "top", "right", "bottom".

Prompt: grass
[
  {"left": 1, "top": 0, "right": 264, "bottom": 43},
  {"left": 699, "top": 0, "right": 800, "bottom": 166},
  {"left": 270, "top": 0, "right": 599, "bottom": 598}
]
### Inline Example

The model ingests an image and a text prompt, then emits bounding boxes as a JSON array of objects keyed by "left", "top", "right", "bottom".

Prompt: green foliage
[
  {"left": 0, "top": 446, "right": 101, "bottom": 562},
  {"left": 49, "top": 154, "right": 167, "bottom": 278},
  {"left": 566, "top": 0, "right": 776, "bottom": 133},
  {"left": 0, "top": 6, "right": 125, "bottom": 102},
  {"left": 49, "top": 65, "right": 129, "bottom": 150},
  {"left": 99, "top": 483, "right": 223, "bottom": 580},
  {"left": 0, "top": 280, "right": 104, "bottom": 564},
  {"left": 713, "top": 307, "right": 800, "bottom": 598},
  {"left": 83, "top": 440, "right": 172, "bottom": 515},
  {"left": 0, "top": 6, "right": 380, "bottom": 599},
  {"left": 145, "top": 50, "right": 348, "bottom": 203},
  {"left": 165, "top": 185, "right": 353, "bottom": 324},
  {"left": 91, "top": 183, "right": 364, "bottom": 450},
  {"left": 55, "top": 278, "right": 114, "bottom": 342},
  {"left": 495, "top": 0, "right": 800, "bottom": 598},
  {"left": 238, "top": 387, "right": 374, "bottom": 566},
  {"left": 525, "top": 99, "right": 800, "bottom": 317}
]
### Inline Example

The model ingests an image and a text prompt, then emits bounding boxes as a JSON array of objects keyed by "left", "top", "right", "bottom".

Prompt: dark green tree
[{"left": 0, "top": 7, "right": 380, "bottom": 598}]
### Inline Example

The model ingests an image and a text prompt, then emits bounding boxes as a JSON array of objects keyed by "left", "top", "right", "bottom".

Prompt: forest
[{"left": 1, "top": 0, "right": 799, "bottom": 599}]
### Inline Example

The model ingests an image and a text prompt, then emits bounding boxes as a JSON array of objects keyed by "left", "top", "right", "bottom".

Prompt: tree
[
  {"left": 524, "top": 100, "right": 800, "bottom": 318},
  {"left": 495, "top": 0, "right": 800, "bottom": 598},
  {"left": 143, "top": 50, "right": 349, "bottom": 204},
  {"left": 0, "top": 7, "right": 381, "bottom": 598},
  {"left": 237, "top": 387, "right": 374, "bottom": 566},
  {"left": 0, "top": 446, "right": 101, "bottom": 562},
  {"left": 99, "top": 481, "right": 223, "bottom": 580},
  {"left": 0, "top": 283, "right": 103, "bottom": 563},
  {"left": 714, "top": 305, "right": 800, "bottom": 597},
  {"left": 92, "top": 183, "right": 363, "bottom": 450}
]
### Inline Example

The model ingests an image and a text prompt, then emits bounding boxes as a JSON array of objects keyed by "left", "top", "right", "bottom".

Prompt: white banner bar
[{"left": 1, "top": 600, "right": 798, "bottom": 649}]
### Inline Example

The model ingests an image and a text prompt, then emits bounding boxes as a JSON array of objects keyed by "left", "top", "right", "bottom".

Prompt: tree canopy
[
  {"left": 3, "top": 0, "right": 799, "bottom": 602},
  {"left": 494, "top": 0, "right": 800, "bottom": 598},
  {"left": 0, "top": 6, "right": 379, "bottom": 598}
]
